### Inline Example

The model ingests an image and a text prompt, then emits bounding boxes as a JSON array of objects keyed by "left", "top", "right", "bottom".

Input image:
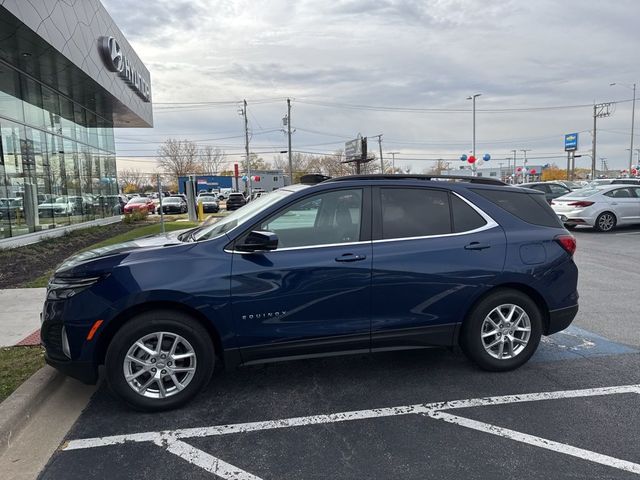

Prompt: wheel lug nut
[
  {"left": 161, "top": 369, "right": 166, "bottom": 374},
  {"left": 150, "top": 358, "right": 156, "bottom": 363},
  {"left": 151, "top": 368, "right": 156, "bottom": 373},
  {"left": 161, "top": 354, "right": 166, "bottom": 359},
  {"left": 167, "top": 362, "right": 172, "bottom": 366}
]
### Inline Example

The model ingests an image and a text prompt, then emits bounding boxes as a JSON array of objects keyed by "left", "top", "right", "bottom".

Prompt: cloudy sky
[{"left": 102, "top": 0, "right": 640, "bottom": 175}]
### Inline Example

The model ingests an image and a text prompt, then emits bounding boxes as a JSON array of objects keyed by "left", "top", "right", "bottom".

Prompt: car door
[
  {"left": 603, "top": 187, "right": 639, "bottom": 223},
  {"left": 230, "top": 187, "right": 372, "bottom": 363},
  {"left": 370, "top": 187, "right": 506, "bottom": 349}
]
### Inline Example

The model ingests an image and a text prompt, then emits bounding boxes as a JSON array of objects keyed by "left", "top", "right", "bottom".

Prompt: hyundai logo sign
[{"left": 99, "top": 36, "right": 151, "bottom": 102}]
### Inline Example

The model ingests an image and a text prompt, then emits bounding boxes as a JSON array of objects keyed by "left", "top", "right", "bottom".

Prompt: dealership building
[{"left": 0, "top": 0, "right": 152, "bottom": 242}]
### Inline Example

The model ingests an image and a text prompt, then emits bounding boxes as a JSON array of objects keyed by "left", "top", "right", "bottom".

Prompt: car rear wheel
[
  {"left": 460, "top": 289, "right": 542, "bottom": 371},
  {"left": 594, "top": 211, "right": 616, "bottom": 232},
  {"left": 105, "top": 310, "right": 214, "bottom": 411}
]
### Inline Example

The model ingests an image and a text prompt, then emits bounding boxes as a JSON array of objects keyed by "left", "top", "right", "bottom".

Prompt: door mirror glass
[{"left": 237, "top": 230, "right": 278, "bottom": 252}]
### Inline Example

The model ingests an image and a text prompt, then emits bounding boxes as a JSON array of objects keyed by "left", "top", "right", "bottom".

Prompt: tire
[
  {"left": 594, "top": 211, "right": 616, "bottom": 232},
  {"left": 105, "top": 310, "right": 214, "bottom": 411},
  {"left": 460, "top": 289, "right": 542, "bottom": 372}
]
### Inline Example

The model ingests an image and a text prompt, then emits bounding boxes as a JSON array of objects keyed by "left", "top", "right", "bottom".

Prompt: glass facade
[{"left": 0, "top": 65, "right": 118, "bottom": 239}]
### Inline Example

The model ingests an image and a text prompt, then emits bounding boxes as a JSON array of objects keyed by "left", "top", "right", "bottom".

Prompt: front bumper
[
  {"left": 44, "top": 353, "right": 98, "bottom": 384},
  {"left": 546, "top": 304, "right": 579, "bottom": 335}
]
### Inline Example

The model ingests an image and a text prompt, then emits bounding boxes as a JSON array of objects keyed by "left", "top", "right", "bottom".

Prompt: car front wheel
[
  {"left": 460, "top": 289, "right": 542, "bottom": 371},
  {"left": 105, "top": 311, "right": 214, "bottom": 411}
]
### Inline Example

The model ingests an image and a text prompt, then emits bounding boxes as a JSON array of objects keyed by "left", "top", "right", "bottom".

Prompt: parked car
[
  {"left": 519, "top": 182, "right": 572, "bottom": 204},
  {"left": 551, "top": 184, "right": 640, "bottom": 232},
  {"left": 0, "top": 198, "right": 23, "bottom": 220},
  {"left": 159, "top": 196, "right": 187, "bottom": 214},
  {"left": 197, "top": 195, "right": 220, "bottom": 213},
  {"left": 38, "top": 196, "right": 77, "bottom": 216},
  {"left": 41, "top": 175, "right": 578, "bottom": 411},
  {"left": 123, "top": 196, "right": 156, "bottom": 214},
  {"left": 226, "top": 192, "right": 247, "bottom": 210},
  {"left": 588, "top": 178, "right": 640, "bottom": 187}
]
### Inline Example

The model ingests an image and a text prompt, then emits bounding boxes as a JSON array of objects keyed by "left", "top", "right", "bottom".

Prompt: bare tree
[
  {"left": 423, "top": 159, "right": 451, "bottom": 175},
  {"left": 200, "top": 145, "right": 227, "bottom": 175},
  {"left": 157, "top": 139, "right": 201, "bottom": 181},
  {"left": 118, "top": 168, "right": 147, "bottom": 193}
]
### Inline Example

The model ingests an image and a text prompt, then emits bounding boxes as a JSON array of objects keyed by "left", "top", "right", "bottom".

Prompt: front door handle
[
  {"left": 335, "top": 253, "right": 367, "bottom": 262},
  {"left": 465, "top": 242, "right": 491, "bottom": 251}
]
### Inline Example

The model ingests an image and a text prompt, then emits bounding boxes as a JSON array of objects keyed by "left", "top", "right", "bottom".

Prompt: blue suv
[{"left": 41, "top": 175, "right": 578, "bottom": 410}]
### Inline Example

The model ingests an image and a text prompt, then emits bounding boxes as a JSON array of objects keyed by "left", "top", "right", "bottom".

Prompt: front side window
[
  {"left": 260, "top": 189, "right": 362, "bottom": 249},
  {"left": 380, "top": 188, "right": 451, "bottom": 239},
  {"left": 548, "top": 184, "right": 570, "bottom": 195}
]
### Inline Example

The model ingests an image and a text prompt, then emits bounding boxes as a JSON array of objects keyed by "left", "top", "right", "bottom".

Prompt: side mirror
[{"left": 237, "top": 230, "right": 278, "bottom": 252}]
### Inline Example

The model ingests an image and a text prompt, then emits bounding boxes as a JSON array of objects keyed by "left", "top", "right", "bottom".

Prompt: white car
[{"left": 551, "top": 185, "right": 640, "bottom": 232}]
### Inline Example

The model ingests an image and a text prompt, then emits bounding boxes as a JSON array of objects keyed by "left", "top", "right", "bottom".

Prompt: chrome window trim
[{"left": 225, "top": 191, "right": 500, "bottom": 253}]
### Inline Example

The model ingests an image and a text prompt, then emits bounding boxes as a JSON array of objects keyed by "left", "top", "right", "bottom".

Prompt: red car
[{"left": 123, "top": 196, "right": 155, "bottom": 214}]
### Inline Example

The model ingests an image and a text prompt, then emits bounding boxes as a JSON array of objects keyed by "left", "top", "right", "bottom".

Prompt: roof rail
[{"left": 324, "top": 174, "right": 507, "bottom": 186}]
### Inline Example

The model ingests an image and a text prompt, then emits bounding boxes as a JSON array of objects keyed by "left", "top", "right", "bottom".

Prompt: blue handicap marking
[{"left": 532, "top": 325, "right": 638, "bottom": 363}]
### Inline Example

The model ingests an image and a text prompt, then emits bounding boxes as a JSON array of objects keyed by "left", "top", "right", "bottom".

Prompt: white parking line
[
  {"left": 62, "top": 384, "right": 640, "bottom": 479},
  {"left": 426, "top": 410, "right": 640, "bottom": 475}
]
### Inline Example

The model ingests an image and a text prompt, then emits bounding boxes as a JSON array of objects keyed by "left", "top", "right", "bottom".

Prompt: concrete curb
[{"left": 0, "top": 366, "right": 64, "bottom": 455}]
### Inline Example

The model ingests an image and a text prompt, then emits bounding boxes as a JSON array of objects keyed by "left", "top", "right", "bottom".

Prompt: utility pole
[
  {"left": 511, "top": 149, "right": 517, "bottom": 183},
  {"left": 388, "top": 152, "right": 399, "bottom": 173},
  {"left": 467, "top": 93, "right": 481, "bottom": 176},
  {"left": 521, "top": 149, "right": 531, "bottom": 181},
  {"left": 375, "top": 134, "right": 384, "bottom": 173},
  {"left": 286, "top": 98, "right": 293, "bottom": 183},
  {"left": 242, "top": 99, "right": 251, "bottom": 196},
  {"left": 591, "top": 102, "right": 614, "bottom": 180}
]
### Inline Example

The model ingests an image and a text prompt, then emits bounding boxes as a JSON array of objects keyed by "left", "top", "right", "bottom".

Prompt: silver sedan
[{"left": 551, "top": 185, "right": 640, "bottom": 232}]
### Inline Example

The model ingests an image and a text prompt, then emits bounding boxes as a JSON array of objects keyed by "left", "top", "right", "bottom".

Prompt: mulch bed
[{"left": 0, "top": 222, "right": 137, "bottom": 288}]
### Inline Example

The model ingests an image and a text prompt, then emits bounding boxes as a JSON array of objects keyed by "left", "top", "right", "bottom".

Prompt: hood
[{"left": 56, "top": 228, "right": 192, "bottom": 273}]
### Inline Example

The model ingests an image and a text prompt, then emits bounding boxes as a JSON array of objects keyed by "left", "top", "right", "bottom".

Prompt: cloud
[{"left": 103, "top": 0, "right": 640, "bottom": 172}]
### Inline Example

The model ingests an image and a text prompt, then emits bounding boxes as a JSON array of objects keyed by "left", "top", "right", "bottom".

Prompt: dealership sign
[
  {"left": 564, "top": 133, "right": 578, "bottom": 151},
  {"left": 99, "top": 36, "right": 151, "bottom": 102}
]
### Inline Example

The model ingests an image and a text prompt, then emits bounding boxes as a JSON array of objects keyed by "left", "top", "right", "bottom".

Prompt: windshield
[
  {"left": 164, "top": 198, "right": 180, "bottom": 203},
  {"left": 129, "top": 197, "right": 148, "bottom": 204},
  {"left": 192, "top": 189, "right": 296, "bottom": 241},
  {"left": 200, "top": 196, "right": 216, "bottom": 201}
]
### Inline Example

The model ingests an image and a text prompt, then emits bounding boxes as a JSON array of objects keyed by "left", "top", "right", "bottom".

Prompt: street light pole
[
  {"left": 467, "top": 93, "right": 481, "bottom": 176},
  {"left": 610, "top": 82, "right": 636, "bottom": 175},
  {"left": 388, "top": 152, "right": 399, "bottom": 173}
]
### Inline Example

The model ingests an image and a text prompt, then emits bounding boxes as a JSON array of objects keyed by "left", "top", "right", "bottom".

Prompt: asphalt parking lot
[{"left": 39, "top": 226, "right": 640, "bottom": 480}]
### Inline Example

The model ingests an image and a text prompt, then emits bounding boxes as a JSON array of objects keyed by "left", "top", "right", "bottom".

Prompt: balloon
[
  {"left": 530, "top": 169, "right": 537, "bottom": 174},
  {"left": 468, "top": 155, "right": 477, "bottom": 164},
  {"left": 460, "top": 154, "right": 468, "bottom": 161},
  {"left": 242, "top": 175, "right": 248, "bottom": 182},
  {"left": 516, "top": 167, "right": 522, "bottom": 172},
  {"left": 632, "top": 168, "right": 638, "bottom": 175},
  {"left": 483, "top": 153, "right": 491, "bottom": 161}
]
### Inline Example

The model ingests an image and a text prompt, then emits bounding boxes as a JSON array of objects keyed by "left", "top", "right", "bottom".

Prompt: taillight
[
  {"left": 555, "top": 234, "right": 576, "bottom": 256},
  {"left": 567, "top": 201, "right": 594, "bottom": 207}
]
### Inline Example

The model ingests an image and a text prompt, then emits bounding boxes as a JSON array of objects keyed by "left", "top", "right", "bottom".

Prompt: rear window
[{"left": 471, "top": 188, "right": 562, "bottom": 228}]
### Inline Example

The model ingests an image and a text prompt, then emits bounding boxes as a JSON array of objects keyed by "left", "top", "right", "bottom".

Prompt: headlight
[{"left": 47, "top": 275, "right": 105, "bottom": 300}]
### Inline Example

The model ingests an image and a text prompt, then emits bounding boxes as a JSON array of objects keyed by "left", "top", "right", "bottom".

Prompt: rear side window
[
  {"left": 471, "top": 188, "right": 562, "bottom": 228},
  {"left": 451, "top": 195, "right": 487, "bottom": 232},
  {"left": 380, "top": 188, "right": 451, "bottom": 239}
]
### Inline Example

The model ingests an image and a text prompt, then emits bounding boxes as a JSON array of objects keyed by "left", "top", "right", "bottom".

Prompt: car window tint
[
  {"left": 471, "top": 188, "right": 562, "bottom": 228},
  {"left": 604, "top": 188, "right": 634, "bottom": 198},
  {"left": 530, "top": 184, "right": 548, "bottom": 193},
  {"left": 380, "top": 188, "right": 451, "bottom": 239},
  {"left": 261, "top": 189, "right": 362, "bottom": 248},
  {"left": 451, "top": 194, "right": 487, "bottom": 232}
]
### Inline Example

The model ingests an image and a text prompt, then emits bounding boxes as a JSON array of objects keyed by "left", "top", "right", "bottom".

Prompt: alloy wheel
[
  {"left": 597, "top": 213, "right": 615, "bottom": 231},
  {"left": 480, "top": 304, "right": 531, "bottom": 360},
  {"left": 123, "top": 331, "right": 197, "bottom": 399}
]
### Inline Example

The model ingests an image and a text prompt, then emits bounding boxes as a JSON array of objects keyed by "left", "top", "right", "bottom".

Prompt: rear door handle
[
  {"left": 464, "top": 242, "right": 491, "bottom": 251},
  {"left": 335, "top": 253, "right": 367, "bottom": 262}
]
